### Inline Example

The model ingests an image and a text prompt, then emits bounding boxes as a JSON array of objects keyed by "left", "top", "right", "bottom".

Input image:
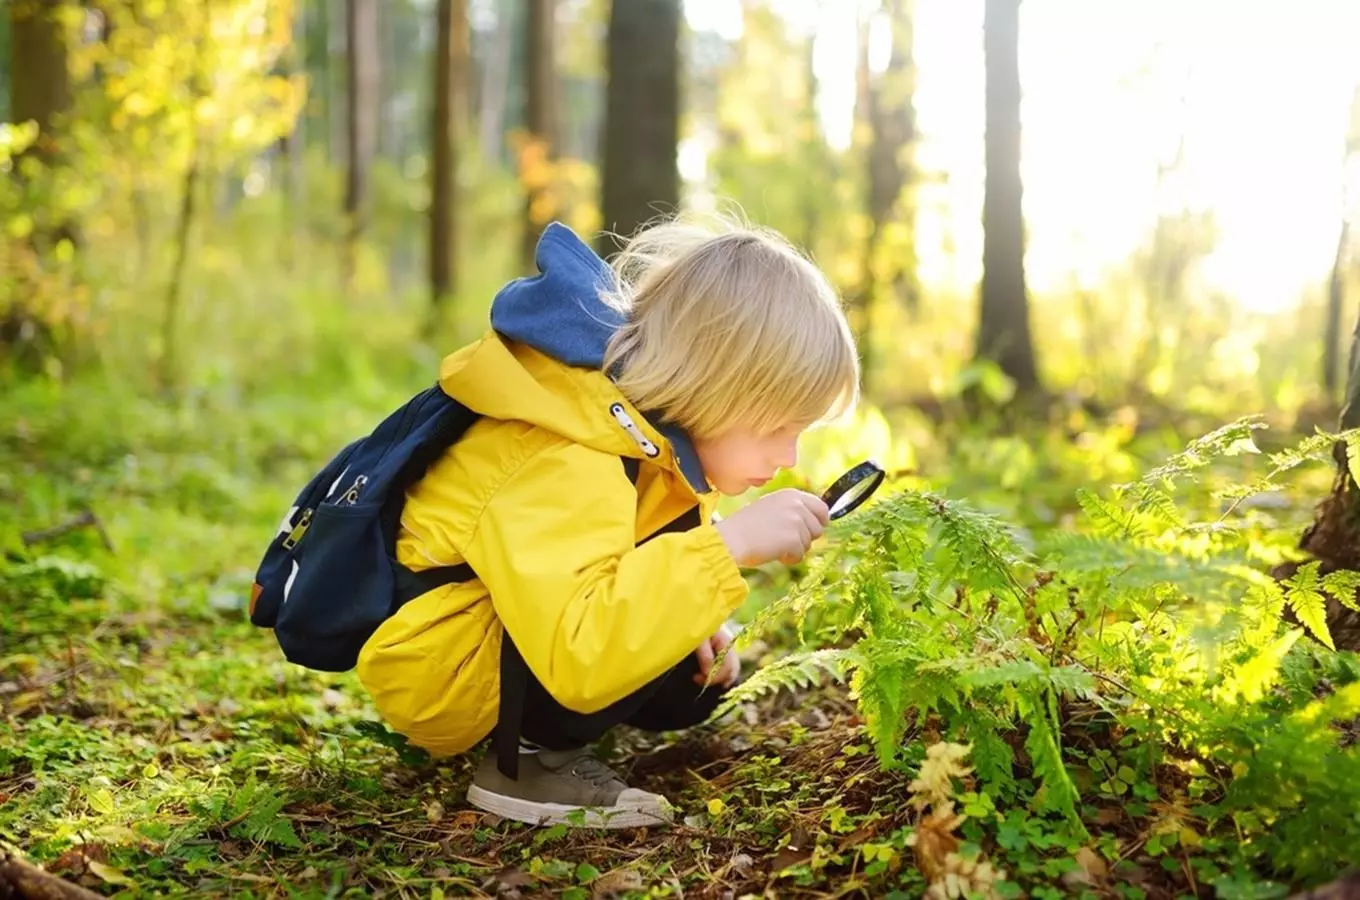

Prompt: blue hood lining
[{"left": 488, "top": 222, "right": 710, "bottom": 494}]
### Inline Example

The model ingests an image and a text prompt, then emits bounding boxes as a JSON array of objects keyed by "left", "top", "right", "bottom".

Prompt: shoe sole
[{"left": 466, "top": 785, "right": 672, "bottom": 830}]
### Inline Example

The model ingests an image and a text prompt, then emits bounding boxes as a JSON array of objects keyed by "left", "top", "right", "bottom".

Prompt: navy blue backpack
[
  {"left": 248, "top": 381, "right": 688, "bottom": 778},
  {"left": 248, "top": 384, "right": 481, "bottom": 672}
]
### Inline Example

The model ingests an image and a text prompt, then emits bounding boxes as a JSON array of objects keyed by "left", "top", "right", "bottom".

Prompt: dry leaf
[
  {"left": 592, "top": 867, "right": 644, "bottom": 898},
  {"left": 1062, "top": 847, "right": 1109, "bottom": 887}
]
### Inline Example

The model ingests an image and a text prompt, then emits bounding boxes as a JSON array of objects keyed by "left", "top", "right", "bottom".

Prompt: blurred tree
[
  {"left": 4, "top": 0, "right": 74, "bottom": 362},
  {"left": 853, "top": 0, "right": 916, "bottom": 385},
  {"left": 1324, "top": 86, "right": 1360, "bottom": 400},
  {"left": 344, "top": 0, "right": 379, "bottom": 289},
  {"left": 598, "top": 0, "right": 679, "bottom": 255},
  {"left": 976, "top": 0, "right": 1039, "bottom": 394},
  {"left": 429, "top": 0, "right": 468, "bottom": 323},
  {"left": 520, "top": 0, "right": 556, "bottom": 271}
]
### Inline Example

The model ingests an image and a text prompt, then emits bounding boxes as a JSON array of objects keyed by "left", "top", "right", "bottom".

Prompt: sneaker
[{"left": 466, "top": 748, "right": 673, "bottom": 829}]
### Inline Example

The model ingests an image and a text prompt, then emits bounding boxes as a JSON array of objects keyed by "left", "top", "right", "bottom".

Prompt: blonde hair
[{"left": 600, "top": 214, "right": 860, "bottom": 440}]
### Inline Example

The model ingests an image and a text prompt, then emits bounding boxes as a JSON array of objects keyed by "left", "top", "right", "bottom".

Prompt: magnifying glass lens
[{"left": 821, "top": 461, "right": 887, "bottom": 520}]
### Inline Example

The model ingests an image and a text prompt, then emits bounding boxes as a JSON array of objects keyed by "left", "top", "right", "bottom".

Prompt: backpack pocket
[{"left": 270, "top": 501, "right": 396, "bottom": 672}]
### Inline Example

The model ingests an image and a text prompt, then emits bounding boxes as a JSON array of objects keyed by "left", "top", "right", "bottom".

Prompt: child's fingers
[{"left": 695, "top": 638, "right": 715, "bottom": 678}]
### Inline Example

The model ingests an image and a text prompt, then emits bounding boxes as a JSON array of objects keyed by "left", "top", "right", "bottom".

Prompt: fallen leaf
[
  {"left": 592, "top": 867, "right": 644, "bottom": 898},
  {"left": 451, "top": 810, "right": 481, "bottom": 830},
  {"left": 299, "top": 866, "right": 318, "bottom": 879},
  {"left": 426, "top": 800, "right": 445, "bottom": 823},
  {"left": 486, "top": 866, "right": 534, "bottom": 891},
  {"left": 728, "top": 853, "right": 755, "bottom": 878},
  {"left": 1062, "top": 847, "right": 1109, "bottom": 887},
  {"left": 88, "top": 860, "right": 134, "bottom": 885}
]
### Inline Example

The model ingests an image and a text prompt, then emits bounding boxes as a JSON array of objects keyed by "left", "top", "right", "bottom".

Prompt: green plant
[{"left": 729, "top": 418, "right": 1360, "bottom": 889}]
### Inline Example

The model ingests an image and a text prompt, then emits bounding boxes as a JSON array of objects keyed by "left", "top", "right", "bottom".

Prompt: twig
[
  {"left": 20, "top": 510, "right": 114, "bottom": 553},
  {"left": 0, "top": 852, "right": 106, "bottom": 900}
]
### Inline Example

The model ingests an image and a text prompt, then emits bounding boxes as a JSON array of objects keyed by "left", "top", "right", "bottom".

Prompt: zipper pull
[
  {"left": 281, "top": 508, "right": 313, "bottom": 549},
  {"left": 339, "top": 474, "right": 369, "bottom": 506}
]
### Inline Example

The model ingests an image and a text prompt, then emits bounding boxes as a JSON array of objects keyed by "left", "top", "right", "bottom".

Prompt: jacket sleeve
[{"left": 463, "top": 440, "right": 749, "bottom": 713}]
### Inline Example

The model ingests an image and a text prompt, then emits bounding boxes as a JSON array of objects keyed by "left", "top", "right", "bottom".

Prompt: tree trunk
[
  {"left": 478, "top": 1, "right": 514, "bottom": 164},
  {"left": 1325, "top": 221, "right": 1349, "bottom": 401},
  {"left": 10, "top": 0, "right": 70, "bottom": 170},
  {"left": 854, "top": 0, "right": 917, "bottom": 392},
  {"left": 598, "top": 0, "right": 681, "bottom": 257},
  {"left": 976, "top": 0, "right": 1040, "bottom": 394},
  {"left": 344, "top": 0, "right": 379, "bottom": 289},
  {"left": 428, "top": 0, "right": 467, "bottom": 326},
  {"left": 4, "top": 0, "right": 73, "bottom": 362},
  {"left": 159, "top": 154, "right": 199, "bottom": 395},
  {"left": 520, "top": 0, "right": 556, "bottom": 271}
]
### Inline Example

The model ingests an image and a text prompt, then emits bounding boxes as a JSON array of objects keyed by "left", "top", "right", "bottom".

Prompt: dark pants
[{"left": 516, "top": 653, "right": 732, "bottom": 751}]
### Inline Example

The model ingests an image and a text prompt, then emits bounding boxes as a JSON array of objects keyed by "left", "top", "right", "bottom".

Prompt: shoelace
[{"left": 562, "top": 753, "right": 623, "bottom": 788}]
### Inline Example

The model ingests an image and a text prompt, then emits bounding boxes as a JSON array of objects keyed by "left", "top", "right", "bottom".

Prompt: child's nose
[{"left": 772, "top": 438, "right": 799, "bottom": 470}]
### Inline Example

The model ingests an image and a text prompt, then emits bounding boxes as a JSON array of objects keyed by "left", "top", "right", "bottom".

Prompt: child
[{"left": 356, "top": 216, "right": 859, "bottom": 828}]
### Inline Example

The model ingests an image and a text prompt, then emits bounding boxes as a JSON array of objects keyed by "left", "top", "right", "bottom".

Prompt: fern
[
  {"left": 1320, "top": 568, "right": 1360, "bottom": 612},
  {"left": 1124, "top": 416, "right": 1263, "bottom": 490},
  {"left": 1283, "top": 561, "right": 1335, "bottom": 649},
  {"left": 711, "top": 648, "right": 854, "bottom": 720},
  {"left": 732, "top": 420, "right": 1360, "bottom": 879}
]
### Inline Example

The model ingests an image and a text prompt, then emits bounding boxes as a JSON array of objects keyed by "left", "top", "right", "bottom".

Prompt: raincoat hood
[{"left": 437, "top": 222, "right": 709, "bottom": 494}]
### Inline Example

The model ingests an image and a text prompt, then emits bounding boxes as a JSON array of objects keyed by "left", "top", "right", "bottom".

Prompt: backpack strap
[
  {"left": 495, "top": 453, "right": 653, "bottom": 780},
  {"left": 393, "top": 561, "right": 475, "bottom": 606}
]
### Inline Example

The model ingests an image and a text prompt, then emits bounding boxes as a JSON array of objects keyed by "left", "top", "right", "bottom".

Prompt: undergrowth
[{"left": 726, "top": 418, "right": 1360, "bottom": 896}]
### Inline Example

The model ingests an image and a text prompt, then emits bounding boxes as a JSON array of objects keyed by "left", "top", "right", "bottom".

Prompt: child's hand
[
  {"left": 714, "top": 489, "right": 830, "bottom": 566},
  {"left": 694, "top": 623, "right": 740, "bottom": 688}
]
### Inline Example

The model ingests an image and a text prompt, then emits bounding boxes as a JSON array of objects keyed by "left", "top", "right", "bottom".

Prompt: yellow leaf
[
  {"left": 89, "top": 788, "right": 116, "bottom": 815},
  {"left": 1178, "top": 827, "right": 1202, "bottom": 848},
  {"left": 707, "top": 797, "right": 725, "bottom": 817},
  {"left": 143, "top": 762, "right": 160, "bottom": 778},
  {"left": 1347, "top": 438, "right": 1360, "bottom": 487},
  {"left": 88, "top": 861, "right": 133, "bottom": 885}
]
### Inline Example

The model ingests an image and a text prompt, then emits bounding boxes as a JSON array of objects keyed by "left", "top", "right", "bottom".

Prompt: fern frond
[
  {"left": 1018, "top": 688, "right": 1083, "bottom": 831},
  {"left": 1125, "top": 417, "right": 1263, "bottom": 490},
  {"left": 711, "top": 648, "right": 854, "bottom": 720},
  {"left": 1321, "top": 569, "right": 1360, "bottom": 613},
  {"left": 1284, "top": 562, "right": 1334, "bottom": 649},
  {"left": 1076, "top": 487, "right": 1150, "bottom": 541}
]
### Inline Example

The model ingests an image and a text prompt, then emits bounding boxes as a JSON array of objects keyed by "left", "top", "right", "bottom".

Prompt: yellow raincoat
[{"left": 356, "top": 224, "right": 750, "bottom": 756}]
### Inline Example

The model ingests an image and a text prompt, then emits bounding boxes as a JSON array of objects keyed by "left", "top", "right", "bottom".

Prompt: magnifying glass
[{"left": 820, "top": 460, "right": 887, "bottom": 521}]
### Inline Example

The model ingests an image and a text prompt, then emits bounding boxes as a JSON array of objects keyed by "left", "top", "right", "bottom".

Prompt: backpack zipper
[{"left": 281, "top": 508, "right": 312, "bottom": 549}]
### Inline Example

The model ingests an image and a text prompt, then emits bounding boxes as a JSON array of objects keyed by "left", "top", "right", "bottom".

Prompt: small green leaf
[
  {"left": 575, "top": 862, "right": 600, "bottom": 883},
  {"left": 89, "top": 788, "right": 116, "bottom": 815}
]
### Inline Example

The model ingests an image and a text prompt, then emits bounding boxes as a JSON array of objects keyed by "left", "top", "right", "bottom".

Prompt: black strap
[
  {"left": 492, "top": 454, "right": 697, "bottom": 780},
  {"left": 393, "top": 560, "right": 475, "bottom": 606},
  {"left": 496, "top": 632, "right": 529, "bottom": 779}
]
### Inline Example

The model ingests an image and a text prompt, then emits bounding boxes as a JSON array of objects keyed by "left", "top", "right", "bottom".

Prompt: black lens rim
[{"left": 821, "top": 460, "right": 887, "bottom": 520}]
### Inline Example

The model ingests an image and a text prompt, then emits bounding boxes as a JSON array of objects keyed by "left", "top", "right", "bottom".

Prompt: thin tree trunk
[
  {"left": 428, "top": 0, "right": 467, "bottom": 327},
  {"left": 976, "top": 0, "right": 1040, "bottom": 394},
  {"left": 521, "top": 0, "right": 556, "bottom": 271},
  {"left": 479, "top": 3, "right": 513, "bottom": 163},
  {"left": 1325, "top": 221, "right": 1349, "bottom": 401},
  {"left": 598, "top": 0, "right": 681, "bottom": 257},
  {"left": 344, "top": 0, "right": 379, "bottom": 289},
  {"left": 160, "top": 153, "right": 199, "bottom": 395}
]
